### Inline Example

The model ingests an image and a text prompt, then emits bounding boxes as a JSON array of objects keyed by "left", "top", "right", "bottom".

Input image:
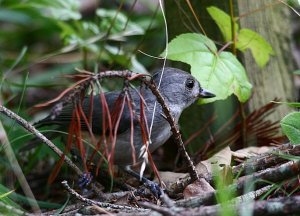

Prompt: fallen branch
[
  {"left": 169, "top": 142, "right": 300, "bottom": 195},
  {"left": 61, "top": 180, "right": 147, "bottom": 213},
  {"left": 175, "top": 195, "right": 300, "bottom": 216},
  {"left": 176, "top": 157, "right": 300, "bottom": 207},
  {"left": 138, "top": 201, "right": 178, "bottom": 216},
  {"left": 233, "top": 143, "right": 299, "bottom": 176}
]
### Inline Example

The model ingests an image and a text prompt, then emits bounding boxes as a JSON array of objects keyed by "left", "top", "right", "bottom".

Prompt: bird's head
[{"left": 152, "top": 67, "right": 215, "bottom": 114}]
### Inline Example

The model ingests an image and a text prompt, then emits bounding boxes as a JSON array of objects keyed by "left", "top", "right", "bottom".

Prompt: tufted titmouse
[{"left": 35, "top": 67, "right": 215, "bottom": 167}]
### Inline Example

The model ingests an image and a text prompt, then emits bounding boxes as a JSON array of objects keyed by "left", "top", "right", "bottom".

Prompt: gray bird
[{"left": 35, "top": 67, "right": 215, "bottom": 167}]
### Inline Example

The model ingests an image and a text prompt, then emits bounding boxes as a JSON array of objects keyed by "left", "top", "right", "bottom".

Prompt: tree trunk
[{"left": 237, "top": 1, "right": 295, "bottom": 120}]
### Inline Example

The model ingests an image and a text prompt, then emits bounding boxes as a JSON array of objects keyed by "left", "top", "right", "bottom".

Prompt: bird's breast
[{"left": 148, "top": 122, "right": 172, "bottom": 152}]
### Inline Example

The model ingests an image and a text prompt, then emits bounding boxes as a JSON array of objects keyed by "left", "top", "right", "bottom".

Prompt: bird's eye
[{"left": 185, "top": 78, "right": 195, "bottom": 89}]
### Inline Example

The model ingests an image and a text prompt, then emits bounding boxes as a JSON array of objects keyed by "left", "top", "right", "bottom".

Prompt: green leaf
[
  {"left": 18, "top": 0, "right": 81, "bottom": 20},
  {"left": 166, "top": 33, "right": 252, "bottom": 103},
  {"left": 130, "top": 55, "right": 148, "bottom": 74},
  {"left": 237, "top": 28, "right": 274, "bottom": 68},
  {"left": 293, "top": 69, "right": 300, "bottom": 75},
  {"left": 281, "top": 112, "right": 300, "bottom": 144},
  {"left": 207, "top": 6, "right": 239, "bottom": 42},
  {"left": 271, "top": 101, "right": 300, "bottom": 108},
  {"left": 0, "top": 9, "right": 32, "bottom": 25},
  {"left": 0, "top": 190, "right": 14, "bottom": 199},
  {"left": 207, "top": 7, "right": 274, "bottom": 68},
  {"left": 96, "top": 9, "right": 144, "bottom": 36},
  {"left": 0, "top": 185, "right": 21, "bottom": 209}
]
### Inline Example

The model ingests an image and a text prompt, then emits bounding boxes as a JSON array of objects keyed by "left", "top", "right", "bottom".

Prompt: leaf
[
  {"left": 237, "top": 28, "right": 274, "bottom": 68},
  {"left": 233, "top": 146, "right": 271, "bottom": 159},
  {"left": 47, "top": 0, "right": 81, "bottom": 20},
  {"left": 0, "top": 190, "right": 14, "bottom": 199},
  {"left": 0, "top": 9, "right": 32, "bottom": 25},
  {"left": 130, "top": 55, "right": 148, "bottom": 74},
  {"left": 293, "top": 69, "right": 300, "bottom": 75},
  {"left": 96, "top": 9, "right": 144, "bottom": 36},
  {"left": 23, "top": 0, "right": 81, "bottom": 20},
  {"left": 271, "top": 101, "right": 300, "bottom": 108},
  {"left": 207, "top": 146, "right": 232, "bottom": 167},
  {"left": 207, "top": 6, "right": 239, "bottom": 42},
  {"left": 166, "top": 33, "right": 252, "bottom": 103},
  {"left": 281, "top": 112, "right": 300, "bottom": 144},
  {"left": 207, "top": 6, "right": 274, "bottom": 68}
]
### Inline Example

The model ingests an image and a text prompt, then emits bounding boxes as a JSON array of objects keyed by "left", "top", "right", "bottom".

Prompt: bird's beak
[{"left": 199, "top": 89, "right": 215, "bottom": 98}]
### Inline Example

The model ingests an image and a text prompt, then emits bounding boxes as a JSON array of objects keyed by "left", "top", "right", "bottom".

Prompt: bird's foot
[
  {"left": 123, "top": 166, "right": 163, "bottom": 198},
  {"left": 143, "top": 179, "right": 163, "bottom": 198},
  {"left": 78, "top": 172, "right": 93, "bottom": 189}
]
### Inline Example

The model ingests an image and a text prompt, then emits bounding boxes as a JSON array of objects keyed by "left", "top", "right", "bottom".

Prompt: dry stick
[
  {"left": 233, "top": 143, "right": 299, "bottom": 176},
  {"left": 61, "top": 180, "right": 147, "bottom": 213},
  {"left": 143, "top": 186, "right": 269, "bottom": 216},
  {"left": 143, "top": 186, "right": 272, "bottom": 216},
  {"left": 178, "top": 195, "right": 300, "bottom": 216},
  {"left": 43, "top": 203, "right": 90, "bottom": 216},
  {"left": 0, "top": 105, "right": 105, "bottom": 198},
  {"left": 138, "top": 201, "right": 177, "bottom": 216},
  {"left": 176, "top": 157, "right": 300, "bottom": 208},
  {"left": 0, "top": 105, "right": 81, "bottom": 174}
]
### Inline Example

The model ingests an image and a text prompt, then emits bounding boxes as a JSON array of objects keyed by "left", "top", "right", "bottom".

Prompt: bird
[{"left": 34, "top": 67, "right": 215, "bottom": 167}]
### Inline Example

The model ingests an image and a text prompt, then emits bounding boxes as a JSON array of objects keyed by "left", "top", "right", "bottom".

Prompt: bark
[{"left": 237, "top": 1, "right": 295, "bottom": 120}]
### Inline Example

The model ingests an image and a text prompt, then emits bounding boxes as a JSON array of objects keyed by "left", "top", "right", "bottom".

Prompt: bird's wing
[{"left": 35, "top": 91, "right": 141, "bottom": 135}]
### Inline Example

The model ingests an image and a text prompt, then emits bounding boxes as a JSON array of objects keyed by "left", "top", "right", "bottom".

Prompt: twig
[
  {"left": 138, "top": 201, "right": 177, "bottom": 216},
  {"left": 176, "top": 157, "right": 300, "bottom": 207},
  {"left": 177, "top": 195, "right": 300, "bottom": 216},
  {"left": 42, "top": 203, "right": 85, "bottom": 216},
  {"left": 61, "top": 180, "right": 147, "bottom": 213},
  {"left": 0, "top": 105, "right": 82, "bottom": 175},
  {"left": 0, "top": 105, "right": 105, "bottom": 198},
  {"left": 160, "top": 193, "right": 176, "bottom": 208},
  {"left": 140, "top": 186, "right": 272, "bottom": 216},
  {"left": 231, "top": 185, "right": 273, "bottom": 205},
  {"left": 233, "top": 143, "right": 299, "bottom": 176}
]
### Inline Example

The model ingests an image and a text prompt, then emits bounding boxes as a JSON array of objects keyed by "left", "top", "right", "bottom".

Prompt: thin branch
[
  {"left": 61, "top": 180, "right": 147, "bottom": 213},
  {"left": 0, "top": 105, "right": 106, "bottom": 198},
  {"left": 177, "top": 194, "right": 300, "bottom": 216},
  {"left": 233, "top": 143, "right": 299, "bottom": 176},
  {"left": 176, "top": 156, "right": 300, "bottom": 207},
  {"left": 138, "top": 201, "right": 176, "bottom": 216},
  {"left": 0, "top": 105, "right": 82, "bottom": 175}
]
